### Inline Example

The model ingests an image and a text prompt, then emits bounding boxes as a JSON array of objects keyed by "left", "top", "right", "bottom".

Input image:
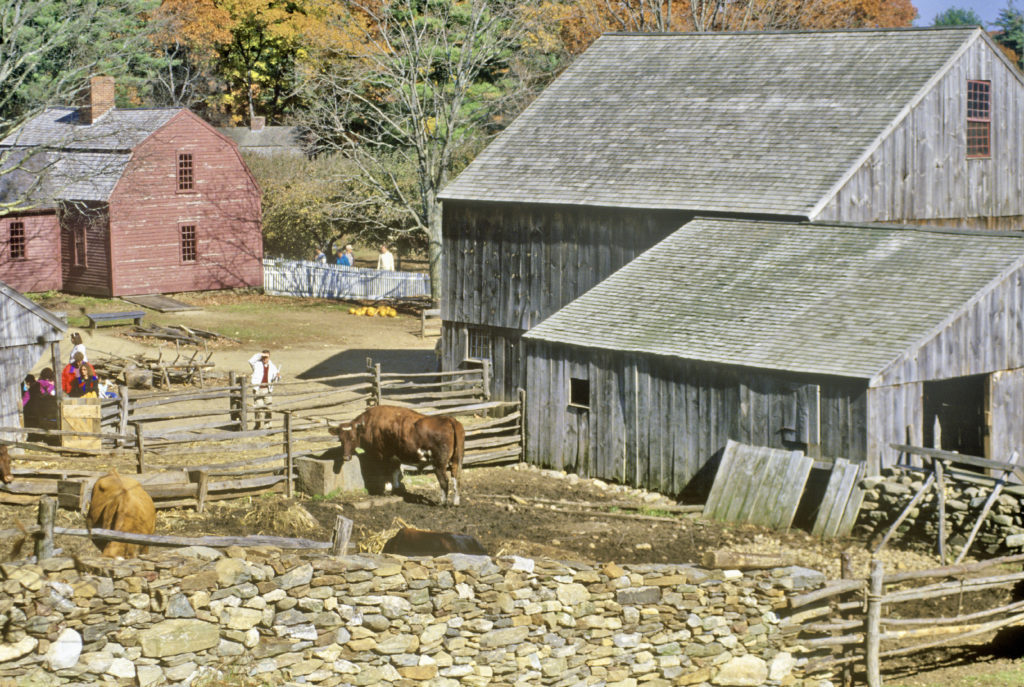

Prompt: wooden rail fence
[{"left": 786, "top": 553, "right": 1024, "bottom": 686}]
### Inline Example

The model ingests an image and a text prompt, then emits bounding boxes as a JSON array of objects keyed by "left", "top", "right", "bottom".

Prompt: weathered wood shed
[
  {"left": 523, "top": 218, "right": 1024, "bottom": 494},
  {"left": 0, "top": 281, "right": 66, "bottom": 441},
  {"left": 0, "top": 76, "right": 263, "bottom": 297},
  {"left": 439, "top": 27, "right": 1024, "bottom": 399}
]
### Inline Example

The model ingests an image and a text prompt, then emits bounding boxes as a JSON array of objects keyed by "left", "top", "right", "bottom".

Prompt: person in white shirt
[
  {"left": 377, "top": 244, "right": 395, "bottom": 271},
  {"left": 69, "top": 332, "right": 88, "bottom": 363},
  {"left": 248, "top": 350, "right": 281, "bottom": 429}
]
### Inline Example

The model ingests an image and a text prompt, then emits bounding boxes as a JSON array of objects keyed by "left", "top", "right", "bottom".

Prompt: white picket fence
[{"left": 262, "top": 259, "right": 431, "bottom": 300}]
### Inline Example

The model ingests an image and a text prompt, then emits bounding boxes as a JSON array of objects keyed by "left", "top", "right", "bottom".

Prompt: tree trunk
[{"left": 427, "top": 195, "right": 443, "bottom": 305}]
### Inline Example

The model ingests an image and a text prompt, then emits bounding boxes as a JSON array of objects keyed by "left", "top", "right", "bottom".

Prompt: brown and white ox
[
  {"left": 86, "top": 470, "right": 156, "bottom": 558},
  {"left": 0, "top": 444, "right": 12, "bottom": 484},
  {"left": 329, "top": 405, "right": 465, "bottom": 506}
]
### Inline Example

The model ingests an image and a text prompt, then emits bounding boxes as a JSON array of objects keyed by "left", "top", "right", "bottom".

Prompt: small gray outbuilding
[
  {"left": 0, "top": 281, "right": 66, "bottom": 442},
  {"left": 523, "top": 219, "right": 1024, "bottom": 495}
]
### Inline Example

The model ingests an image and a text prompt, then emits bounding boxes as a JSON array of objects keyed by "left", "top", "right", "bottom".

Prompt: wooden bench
[
  {"left": 420, "top": 308, "right": 441, "bottom": 337},
  {"left": 86, "top": 310, "right": 146, "bottom": 329}
]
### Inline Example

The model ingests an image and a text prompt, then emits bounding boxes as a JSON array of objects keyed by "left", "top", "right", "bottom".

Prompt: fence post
[
  {"left": 934, "top": 458, "right": 947, "bottom": 565},
  {"left": 840, "top": 553, "right": 854, "bottom": 687},
  {"left": 331, "top": 515, "right": 353, "bottom": 556},
  {"left": 865, "top": 559, "right": 884, "bottom": 687},
  {"left": 239, "top": 378, "right": 250, "bottom": 431},
  {"left": 35, "top": 496, "right": 56, "bottom": 560},
  {"left": 132, "top": 422, "right": 145, "bottom": 474},
  {"left": 117, "top": 385, "right": 129, "bottom": 448},
  {"left": 518, "top": 387, "right": 527, "bottom": 462},
  {"left": 481, "top": 359, "right": 491, "bottom": 401},
  {"left": 229, "top": 371, "right": 239, "bottom": 425},
  {"left": 366, "top": 358, "right": 382, "bottom": 406},
  {"left": 284, "top": 411, "right": 294, "bottom": 498}
]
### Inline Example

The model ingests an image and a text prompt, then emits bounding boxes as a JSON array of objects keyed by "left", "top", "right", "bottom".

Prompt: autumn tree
[
  {"left": 298, "top": 0, "right": 558, "bottom": 299},
  {"left": 560, "top": 0, "right": 916, "bottom": 54}
]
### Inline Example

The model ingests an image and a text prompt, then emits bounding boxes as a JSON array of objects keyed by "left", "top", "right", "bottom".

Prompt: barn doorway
[{"left": 922, "top": 374, "right": 988, "bottom": 458}]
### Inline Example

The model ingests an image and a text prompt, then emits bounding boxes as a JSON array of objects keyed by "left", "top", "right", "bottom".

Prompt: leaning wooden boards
[{"left": 704, "top": 440, "right": 813, "bottom": 531}]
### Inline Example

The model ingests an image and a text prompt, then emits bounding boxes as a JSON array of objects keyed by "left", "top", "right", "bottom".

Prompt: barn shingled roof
[
  {"left": 0, "top": 107, "right": 180, "bottom": 202},
  {"left": 439, "top": 26, "right": 983, "bottom": 217},
  {"left": 522, "top": 218, "right": 1024, "bottom": 379}
]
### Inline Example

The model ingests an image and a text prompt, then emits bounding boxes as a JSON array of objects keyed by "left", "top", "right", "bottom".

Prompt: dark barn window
[
  {"left": 569, "top": 377, "right": 590, "bottom": 409},
  {"left": 180, "top": 224, "right": 197, "bottom": 262},
  {"left": 967, "top": 80, "right": 990, "bottom": 158},
  {"left": 8, "top": 222, "right": 25, "bottom": 259},
  {"left": 177, "top": 153, "right": 194, "bottom": 190},
  {"left": 467, "top": 328, "right": 492, "bottom": 361}
]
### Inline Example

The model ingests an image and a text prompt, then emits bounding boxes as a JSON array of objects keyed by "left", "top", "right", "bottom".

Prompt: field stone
[
  {"left": 278, "top": 563, "right": 314, "bottom": 590},
  {"left": 106, "top": 657, "right": 136, "bottom": 679},
  {"left": 711, "top": 655, "right": 768, "bottom": 686},
  {"left": 45, "top": 628, "right": 82, "bottom": 670},
  {"left": 216, "top": 558, "right": 252, "bottom": 586},
  {"left": 0, "top": 636, "right": 37, "bottom": 662},
  {"left": 138, "top": 619, "right": 219, "bottom": 658}
]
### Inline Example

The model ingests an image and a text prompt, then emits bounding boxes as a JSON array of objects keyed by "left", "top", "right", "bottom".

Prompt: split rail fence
[
  {"left": 786, "top": 552, "right": 1024, "bottom": 686},
  {"left": 1, "top": 359, "right": 523, "bottom": 512}
]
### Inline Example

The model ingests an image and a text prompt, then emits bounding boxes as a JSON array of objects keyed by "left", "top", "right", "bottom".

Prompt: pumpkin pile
[{"left": 348, "top": 305, "right": 398, "bottom": 317}]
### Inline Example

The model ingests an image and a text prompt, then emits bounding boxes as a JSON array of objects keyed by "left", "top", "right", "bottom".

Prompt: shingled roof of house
[
  {"left": 523, "top": 218, "right": 1024, "bottom": 379},
  {"left": 440, "top": 27, "right": 987, "bottom": 217},
  {"left": 0, "top": 107, "right": 181, "bottom": 203}
]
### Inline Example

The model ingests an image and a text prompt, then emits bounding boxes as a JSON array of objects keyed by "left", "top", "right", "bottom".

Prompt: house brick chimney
[
  {"left": 81, "top": 76, "right": 115, "bottom": 125},
  {"left": 250, "top": 116, "right": 266, "bottom": 132}
]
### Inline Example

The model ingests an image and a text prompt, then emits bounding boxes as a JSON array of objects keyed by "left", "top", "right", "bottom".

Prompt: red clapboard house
[{"left": 0, "top": 76, "right": 262, "bottom": 296}]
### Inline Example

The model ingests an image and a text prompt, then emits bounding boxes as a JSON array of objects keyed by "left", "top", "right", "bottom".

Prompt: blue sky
[{"left": 912, "top": 0, "right": 1005, "bottom": 26}]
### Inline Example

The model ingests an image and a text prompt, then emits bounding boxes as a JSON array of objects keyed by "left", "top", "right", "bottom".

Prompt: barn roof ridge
[
  {"left": 600, "top": 25, "right": 983, "bottom": 37},
  {"left": 691, "top": 215, "right": 1024, "bottom": 239},
  {"left": 524, "top": 217, "right": 1024, "bottom": 379}
]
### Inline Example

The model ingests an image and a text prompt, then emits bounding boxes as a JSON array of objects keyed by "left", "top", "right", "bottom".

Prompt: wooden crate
[{"left": 61, "top": 398, "right": 101, "bottom": 450}]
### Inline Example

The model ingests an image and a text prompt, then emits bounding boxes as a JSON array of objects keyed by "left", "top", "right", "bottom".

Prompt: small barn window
[
  {"left": 177, "top": 153, "right": 194, "bottom": 190},
  {"left": 467, "top": 329, "right": 492, "bottom": 362},
  {"left": 967, "top": 80, "right": 990, "bottom": 158},
  {"left": 180, "top": 224, "right": 197, "bottom": 262},
  {"left": 569, "top": 377, "right": 590, "bottom": 409},
  {"left": 72, "top": 226, "right": 87, "bottom": 267},
  {"left": 8, "top": 222, "right": 25, "bottom": 260}
]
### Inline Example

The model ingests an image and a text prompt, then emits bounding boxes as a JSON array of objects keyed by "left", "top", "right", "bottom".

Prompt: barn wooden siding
[
  {"left": 867, "top": 263, "right": 1024, "bottom": 470},
  {"left": 0, "top": 213, "right": 61, "bottom": 293},
  {"left": 60, "top": 202, "right": 111, "bottom": 296},
  {"left": 440, "top": 322, "right": 524, "bottom": 401},
  {"left": 525, "top": 341, "right": 867, "bottom": 497},
  {"left": 442, "top": 201, "right": 696, "bottom": 398},
  {"left": 818, "top": 39, "right": 1024, "bottom": 225},
  {"left": 108, "top": 112, "right": 262, "bottom": 296}
]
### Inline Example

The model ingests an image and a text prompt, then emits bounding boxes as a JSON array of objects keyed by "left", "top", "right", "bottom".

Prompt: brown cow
[
  {"left": 383, "top": 527, "right": 487, "bottom": 556},
  {"left": 329, "top": 405, "right": 465, "bottom": 506},
  {"left": 0, "top": 444, "right": 11, "bottom": 484},
  {"left": 86, "top": 470, "right": 156, "bottom": 558}
]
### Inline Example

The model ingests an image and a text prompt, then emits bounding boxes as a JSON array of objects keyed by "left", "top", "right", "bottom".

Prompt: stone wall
[
  {"left": 854, "top": 468, "right": 1024, "bottom": 555},
  {"left": 0, "top": 546, "right": 837, "bottom": 687}
]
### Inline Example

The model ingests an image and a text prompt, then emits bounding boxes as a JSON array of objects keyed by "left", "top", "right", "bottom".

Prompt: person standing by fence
[
  {"left": 249, "top": 350, "right": 281, "bottom": 429},
  {"left": 340, "top": 244, "right": 354, "bottom": 267},
  {"left": 377, "top": 244, "right": 395, "bottom": 271}
]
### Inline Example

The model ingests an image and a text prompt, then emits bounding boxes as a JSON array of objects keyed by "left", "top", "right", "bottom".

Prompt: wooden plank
[
  {"left": 834, "top": 463, "right": 867, "bottom": 538},
  {"left": 812, "top": 458, "right": 850, "bottom": 538},
  {"left": 747, "top": 448, "right": 795, "bottom": 527},
  {"left": 770, "top": 450, "right": 814, "bottom": 530},
  {"left": 722, "top": 445, "right": 770, "bottom": 523},
  {"left": 703, "top": 439, "right": 741, "bottom": 519}
]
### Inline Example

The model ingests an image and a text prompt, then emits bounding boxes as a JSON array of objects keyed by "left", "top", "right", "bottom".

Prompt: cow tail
[{"left": 451, "top": 418, "right": 465, "bottom": 480}]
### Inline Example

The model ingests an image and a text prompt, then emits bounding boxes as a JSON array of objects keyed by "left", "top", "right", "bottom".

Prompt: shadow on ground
[{"left": 296, "top": 348, "right": 437, "bottom": 380}]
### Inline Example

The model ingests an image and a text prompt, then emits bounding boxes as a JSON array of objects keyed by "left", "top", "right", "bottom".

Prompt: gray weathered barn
[
  {"left": 0, "top": 281, "right": 66, "bottom": 441},
  {"left": 523, "top": 218, "right": 1024, "bottom": 493},
  {"left": 439, "top": 27, "right": 1024, "bottom": 399}
]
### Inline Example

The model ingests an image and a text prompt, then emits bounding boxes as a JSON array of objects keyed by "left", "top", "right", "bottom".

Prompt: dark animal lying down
[{"left": 382, "top": 527, "right": 487, "bottom": 557}]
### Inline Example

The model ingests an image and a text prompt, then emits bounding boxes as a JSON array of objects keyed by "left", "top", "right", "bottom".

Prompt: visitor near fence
[
  {"left": 377, "top": 244, "right": 395, "bottom": 271},
  {"left": 64, "top": 352, "right": 98, "bottom": 398},
  {"left": 340, "top": 244, "right": 354, "bottom": 267},
  {"left": 314, "top": 248, "right": 327, "bottom": 264},
  {"left": 249, "top": 350, "right": 281, "bottom": 429},
  {"left": 38, "top": 368, "right": 56, "bottom": 396},
  {"left": 68, "top": 332, "right": 88, "bottom": 363}
]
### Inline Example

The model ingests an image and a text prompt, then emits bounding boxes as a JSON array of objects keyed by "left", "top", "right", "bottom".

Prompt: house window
[
  {"left": 72, "top": 226, "right": 87, "bottom": 267},
  {"left": 180, "top": 224, "right": 197, "bottom": 262},
  {"left": 569, "top": 377, "right": 590, "bottom": 409},
  {"left": 177, "top": 153, "right": 194, "bottom": 190},
  {"left": 967, "top": 80, "right": 990, "bottom": 158},
  {"left": 8, "top": 222, "right": 25, "bottom": 260},
  {"left": 467, "top": 328, "right": 492, "bottom": 361}
]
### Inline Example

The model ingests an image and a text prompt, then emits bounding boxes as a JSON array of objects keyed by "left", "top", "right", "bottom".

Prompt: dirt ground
[{"left": 8, "top": 291, "right": 1024, "bottom": 685}]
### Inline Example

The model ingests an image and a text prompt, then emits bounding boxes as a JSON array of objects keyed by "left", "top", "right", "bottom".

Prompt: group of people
[{"left": 314, "top": 244, "right": 395, "bottom": 271}]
